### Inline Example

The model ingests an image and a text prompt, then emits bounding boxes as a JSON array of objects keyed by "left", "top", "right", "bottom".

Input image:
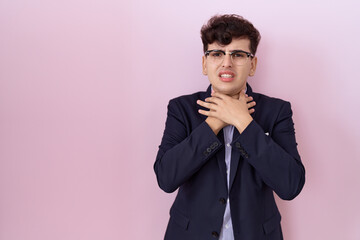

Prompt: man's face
[{"left": 202, "top": 38, "right": 257, "bottom": 96}]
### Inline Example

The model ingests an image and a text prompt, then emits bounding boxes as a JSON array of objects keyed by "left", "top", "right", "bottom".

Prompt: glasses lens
[
  {"left": 206, "top": 50, "right": 251, "bottom": 65},
  {"left": 232, "top": 52, "right": 248, "bottom": 66},
  {"left": 208, "top": 51, "right": 224, "bottom": 64}
]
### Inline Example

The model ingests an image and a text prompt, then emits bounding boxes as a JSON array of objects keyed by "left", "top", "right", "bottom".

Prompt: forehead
[{"left": 208, "top": 38, "right": 251, "bottom": 51}]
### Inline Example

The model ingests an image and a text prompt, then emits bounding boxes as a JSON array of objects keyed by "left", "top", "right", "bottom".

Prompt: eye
[
  {"left": 210, "top": 51, "right": 224, "bottom": 58},
  {"left": 233, "top": 52, "right": 247, "bottom": 58}
]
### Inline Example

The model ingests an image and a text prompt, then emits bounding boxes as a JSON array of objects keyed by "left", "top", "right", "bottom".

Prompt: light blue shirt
[
  {"left": 218, "top": 87, "right": 247, "bottom": 240},
  {"left": 219, "top": 124, "right": 235, "bottom": 240}
]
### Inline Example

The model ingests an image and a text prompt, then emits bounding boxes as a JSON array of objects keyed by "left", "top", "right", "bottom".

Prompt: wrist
[
  {"left": 205, "top": 117, "right": 225, "bottom": 135},
  {"left": 234, "top": 115, "right": 253, "bottom": 134}
]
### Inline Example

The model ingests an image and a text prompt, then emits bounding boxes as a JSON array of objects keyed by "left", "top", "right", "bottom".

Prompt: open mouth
[{"left": 219, "top": 71, "right": 235, "bottom": 82}]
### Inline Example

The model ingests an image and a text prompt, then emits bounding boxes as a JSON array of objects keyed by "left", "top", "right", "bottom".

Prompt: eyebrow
[{"left": 209, "top": 49, "right": 248, "bottom": 52}]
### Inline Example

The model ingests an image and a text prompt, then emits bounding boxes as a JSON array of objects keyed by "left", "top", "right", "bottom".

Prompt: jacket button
[
  {"left": 212, "top": 231, "right": 219, "bottom": 238},
  {"left": 206, "top": 148, "right": 212, "bottom": 153},
  {"left": 219, "top": 198, "right": 226, "bottom": 204},
  {"left": 210, "top": 142, "right": 218, "bottom": 149}
]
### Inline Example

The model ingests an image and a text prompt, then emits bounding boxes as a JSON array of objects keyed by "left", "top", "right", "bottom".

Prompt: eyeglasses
[{"left": 204, "top": 49, "right": 254, "bottom": 66}]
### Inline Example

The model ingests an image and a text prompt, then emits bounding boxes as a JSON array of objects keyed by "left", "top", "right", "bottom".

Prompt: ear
[
  {"left": 202, "top": 56, "right": 207, "bottom": 75},
  {"left": 249, "top": 56, "right": 257, "bottom": 77}
]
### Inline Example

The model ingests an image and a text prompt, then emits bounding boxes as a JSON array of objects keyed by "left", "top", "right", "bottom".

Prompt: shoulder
[
  {"left": 251, "top": 91, "right": 293, "bottom": 124},
  {"left": 253, "top": 91, "right": 291, "bottom": 110},
  {"left": 165, "top": 89, "right": 208, "bottom": 129},
  {"left": 165, "top": 89, "right": 209, "bottom": 126}
]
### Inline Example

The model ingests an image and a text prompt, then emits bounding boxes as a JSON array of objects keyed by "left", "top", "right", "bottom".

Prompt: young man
[{"left": 154, "top": 14, "right": 305, "bottom": 240}]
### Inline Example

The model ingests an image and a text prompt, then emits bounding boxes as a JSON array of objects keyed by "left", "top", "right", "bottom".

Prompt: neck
[
  {"left": 230, "top": 86, "right": 247, "bottom": 99},
  {"left": 211, "top": 84, "right": 247, "bottom": 97}
]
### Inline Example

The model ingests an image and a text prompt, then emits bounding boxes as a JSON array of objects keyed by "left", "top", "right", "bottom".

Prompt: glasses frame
[{"left": 204, "top": 49, "right": 255, "bottom": 65}]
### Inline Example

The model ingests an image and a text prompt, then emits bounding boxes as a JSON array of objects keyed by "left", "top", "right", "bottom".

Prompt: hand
[
  {"left": 197, "top": 90, "right": 256, "bottom": 133},
  {"left": 198, "top": 90, "right": 227, "bottom": 135},
  {"left": 204, "top": 114, "right": 227, "bottom": 135}
]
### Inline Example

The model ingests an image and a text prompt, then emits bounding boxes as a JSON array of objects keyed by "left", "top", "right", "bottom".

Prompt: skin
[{"left": 197, "top": 38, "right": 258, "bottom": 135}]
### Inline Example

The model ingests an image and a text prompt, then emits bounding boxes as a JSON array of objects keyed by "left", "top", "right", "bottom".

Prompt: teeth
[{"left": 221, "top": 74, "right": 233, "bottom": 78}]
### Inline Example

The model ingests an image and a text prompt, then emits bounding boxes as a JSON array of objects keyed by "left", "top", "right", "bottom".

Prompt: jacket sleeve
[
  {"left": 154, "top": 99, "right": 222, "bottom": 193},
  {"left": 232, "top": 101, "right": 305, "bottom": 200}
]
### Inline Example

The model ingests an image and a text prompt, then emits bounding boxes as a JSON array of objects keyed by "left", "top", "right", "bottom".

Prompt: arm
[
  {"left": 197, "top": 91, "right": 305, "bottom": 200},
  {"left": 234, "top": 102, "right": 305, "bottom": 200},
  {"left": 154, "top": 99, "right": 222, "bottom": 193}
]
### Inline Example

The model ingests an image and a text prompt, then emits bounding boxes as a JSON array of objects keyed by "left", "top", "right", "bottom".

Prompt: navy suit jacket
[{"left": 154, "top": 84, "right": 305, "bottom": 240}]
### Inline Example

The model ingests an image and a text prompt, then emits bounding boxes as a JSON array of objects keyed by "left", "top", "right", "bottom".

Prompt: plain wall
[{"left": 1, "top": 0, "right": 360, "bottom": 239}]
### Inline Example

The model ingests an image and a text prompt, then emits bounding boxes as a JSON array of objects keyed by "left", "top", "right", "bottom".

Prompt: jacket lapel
[
  {"left": 246, "top": 83, "right": 257, "bottom": 120},
  {"left": 216, "top": 130, "right": 228, "bottom": 194},
  {"left": 228, "top": 83, "right": 258, "bottom": 191},
  {"left": 229, "top": 128, "right": 241, "bottom": 191}
]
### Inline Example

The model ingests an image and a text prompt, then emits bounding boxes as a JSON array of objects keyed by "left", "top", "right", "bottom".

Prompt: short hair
[{"left": 200, "top": 14, "right": 261, "bottom": 55}]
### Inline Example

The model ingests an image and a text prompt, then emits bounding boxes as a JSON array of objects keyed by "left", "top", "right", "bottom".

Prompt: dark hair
[{"left": 200, "top": 14, "right": 261, "bottom": 55}]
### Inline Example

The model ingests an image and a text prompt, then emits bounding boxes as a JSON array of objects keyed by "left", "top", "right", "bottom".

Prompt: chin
[{"left": 213, "top": 85, "right": 241, "bottom": 96}]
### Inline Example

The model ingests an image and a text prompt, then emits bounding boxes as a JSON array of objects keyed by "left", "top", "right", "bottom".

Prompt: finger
[
  {"left": 247, "top": 101, "right": 256, "bottom": 108},
  {"left": 204, "top": 97, "right": 221, "bottom": 104},
  {"left": 249, "top": 108, "right": 255, "bottom": 114},
  {"left": 198, "top": 109, "right": 215, "bottom": 117},
  {"left": 245, "top": 96, "right": 253, "bottom": 103},
  {"left": 197, "top": 100, "right": 217, "bottom": 110}
]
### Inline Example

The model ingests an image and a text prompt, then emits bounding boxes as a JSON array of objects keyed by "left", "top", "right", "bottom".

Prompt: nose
[{"left": 222, "top": 53, "right": 232, "bottom": 67}]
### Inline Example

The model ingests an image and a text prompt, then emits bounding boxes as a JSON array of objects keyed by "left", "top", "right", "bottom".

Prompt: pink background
[{"left": 1, "top": 0, "right": 360, "bottom": 239}]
